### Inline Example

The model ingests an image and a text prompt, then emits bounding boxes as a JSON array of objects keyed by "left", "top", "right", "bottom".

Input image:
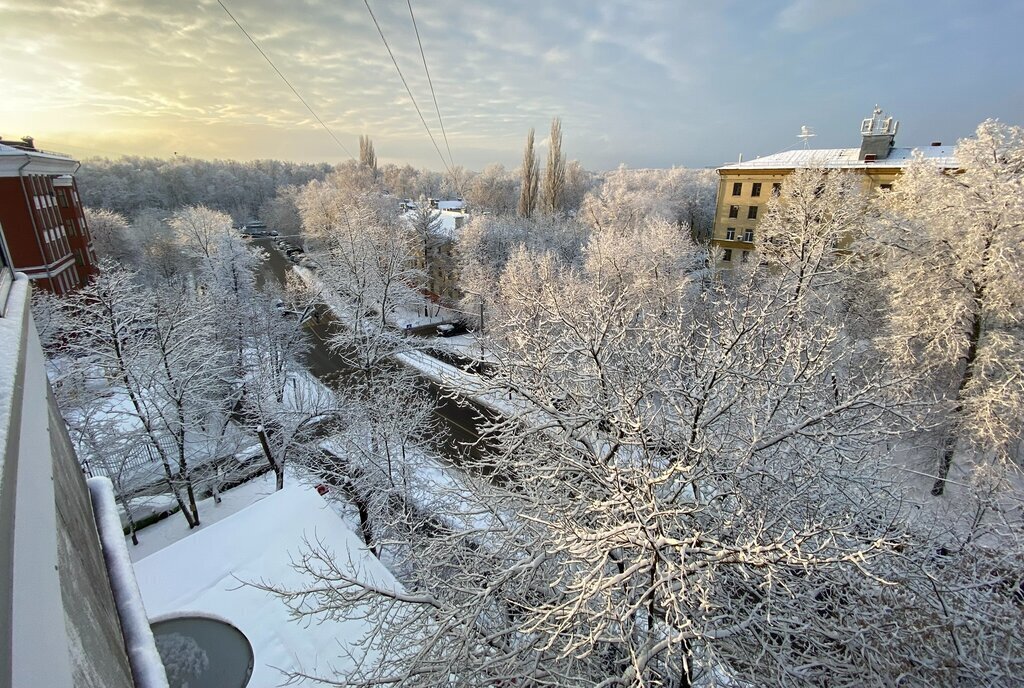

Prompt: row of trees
[
  {"left": 263, "top": 122, "right": 1024, "bottom": 686},
  {"left": 39, "top": 206, "right": 336, "bottom": 538}
]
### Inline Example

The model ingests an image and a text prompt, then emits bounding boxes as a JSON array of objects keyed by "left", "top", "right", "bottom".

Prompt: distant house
[
  {"left": 429, "top": 198, "right": 465, "bottom": 212},
  {"left": 0, "top": 136, "right": 97, "bottom": 294},
  {"left": 404, "top": 209, "right": 468, "bottom": 304},
  {"left": 710, "top": 108, "right": 958, "bottom": 265}
]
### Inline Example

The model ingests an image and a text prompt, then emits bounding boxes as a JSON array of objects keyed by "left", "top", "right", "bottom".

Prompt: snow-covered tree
[
  {"left": 464, "top": 163, "right": 519, "bottom": 215},
  {"left": 297, "top": 183, "right": 423, "bottom": 376},
  {"left": 581, "top": 166, "right": 716, "bottom": 240},
  {"left": 867, "top": 121, "right": 1024, "bottom": 494},
  {"left": 542, "top": 117, "right": 566, "bottom": 214},
  {"left": 518, "top": 128, "right": 540, "bottom": 218},
  {"left": 359, "top": 134, "right": 378, "bottom": 176},
  {"left": 84, "top": 207, "right": 141, "bottom": 264}
]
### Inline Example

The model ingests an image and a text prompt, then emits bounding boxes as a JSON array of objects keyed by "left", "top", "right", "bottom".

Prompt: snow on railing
[{"left": 88, "top": 476, "right": 171, "bottom": 688}]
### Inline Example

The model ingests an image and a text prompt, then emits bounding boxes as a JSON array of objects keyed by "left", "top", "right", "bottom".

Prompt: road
[{"left": 253, "top": 238, "right": 493, "bottom": 462}]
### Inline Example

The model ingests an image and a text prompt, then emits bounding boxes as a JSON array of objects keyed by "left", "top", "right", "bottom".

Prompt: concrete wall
[{"left": 0, "top": 275, "right": 134, "bottom": 688}]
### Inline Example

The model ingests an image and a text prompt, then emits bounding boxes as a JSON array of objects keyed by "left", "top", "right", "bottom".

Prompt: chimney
[
  {"left": 858, "top": 106, "right": 898, "bottom": 161},
  {"left": 20, "top": 136, "right": 35, "bottom": 150}
]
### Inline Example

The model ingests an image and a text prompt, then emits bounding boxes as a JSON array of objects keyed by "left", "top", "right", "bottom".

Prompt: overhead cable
[
  {"left": 363, "top": 0, "right": 458, "bottom": 185},
  {"left": 216, "top": 0, "right": 355, "bottom": 160},
  {"left": 407, "top": 0, "right": 457, "bottom": 175}
]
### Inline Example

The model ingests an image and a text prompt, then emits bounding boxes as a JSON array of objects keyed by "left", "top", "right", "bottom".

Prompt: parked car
[{"left": 436, "top": 321, "right": 469, "bottom": 338}]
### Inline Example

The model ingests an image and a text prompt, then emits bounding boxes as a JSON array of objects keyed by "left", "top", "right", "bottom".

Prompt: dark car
[{"left": 436, "top": 321, "right": 469, "bottom": 337}]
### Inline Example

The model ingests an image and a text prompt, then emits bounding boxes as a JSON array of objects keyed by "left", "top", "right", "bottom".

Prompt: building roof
[
  {"left": 718, "top": 145, "right": 957, "bottom": 172},
  {"left": 133, "top": 485, "right": 404, "bottom": 686},
  {"left": 0, "top": 142, "right": 79, "bottom": 176}
]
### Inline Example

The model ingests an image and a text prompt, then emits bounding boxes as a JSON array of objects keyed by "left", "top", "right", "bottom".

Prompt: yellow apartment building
[{"left": 710, "top": 108, "right": 958, "bottom": 264}]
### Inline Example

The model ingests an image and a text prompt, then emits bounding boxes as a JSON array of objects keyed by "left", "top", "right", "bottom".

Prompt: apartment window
[
  {"left": 728, "top": 205, "right": 739, "bottom": 218},
  {"left": 57, "top": 190, "right": 69, "bottom": 208},
  {"left": 725, "top": 227, "right": 736, "bottom": 240},
  {"left": 880, "top": 183, "right": 893, "bottom": 191},
  {"left": 751, "top": 182, "right": 762, "bottom": 197},
  {"left": 741, "top": 250, "right": 750, "bottom": 263},
  {"left": 747, "top": 206, "right": 758, "bottom": 220},
  {"left": 772, "top": 182, "right": 782, "bottom": 196},
  {"left": 732, "top": 182, "right": 742, "bottom": 196},
  {"left": 743, "top": 229, "right": 754, "bottom": 242},
  {"left": 722, "top": 249, "right": 733, "bottom": 262}
]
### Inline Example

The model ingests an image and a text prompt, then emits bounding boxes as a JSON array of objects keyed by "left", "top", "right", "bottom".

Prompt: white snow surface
[
  {"left": 719, "top": 145, "right": 957, "bottom": 170},
  {"left": 132, "top": 484, "right": 404, "bottom": 687}
]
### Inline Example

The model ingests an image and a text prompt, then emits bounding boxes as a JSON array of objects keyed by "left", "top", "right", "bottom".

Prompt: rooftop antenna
[{"left": 797, "top": 125, "right": 816, "bottom": 148}]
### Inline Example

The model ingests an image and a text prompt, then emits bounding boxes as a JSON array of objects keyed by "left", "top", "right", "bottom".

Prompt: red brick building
[{"left": 0, "top": 136, "right": 97, "bottom": 294}]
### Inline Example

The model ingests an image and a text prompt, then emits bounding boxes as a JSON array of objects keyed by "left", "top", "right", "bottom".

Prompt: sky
[{"left": 2, "top": 0, "right": 1022, "bottom": 171}]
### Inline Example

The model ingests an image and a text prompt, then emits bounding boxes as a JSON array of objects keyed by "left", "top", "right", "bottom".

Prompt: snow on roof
[
  {"left": 132, "top": 485, "right": 404, "bottom": 686},
  {"left": 434, "top": 200, "right": 464, "bottom": 210},
  {"left": 402, "top": 209, "right": 468, "bottom": 239},
  {"left": 718, "top": 146, "right": 958, "bottom": 171},
  {"left": 0, "top": 142, "right": 79, "bottom": 176}
]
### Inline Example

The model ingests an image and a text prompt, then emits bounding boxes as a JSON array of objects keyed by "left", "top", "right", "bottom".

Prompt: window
[
  {"left": 741, "top": 250, "right": 750, "bottom": 263},
  {"left": 772, "top": 182, "right": 782, "bottom": 196},
  {"left": 725, "top": 227, "right": 736, "bottom": 240},
  {"left": 728, "top": 205, "right": 739, "bottom": 218},
  {"left": 732, "top": 182, "right": 742, "bottom": 196},
  {"left": 57, "top": 190, "right": 69, "bottom": 208},
  {"left": 722, "top": 249, "right": 733, "bottom": 262},
  {"left": 751, "top": 182, "right": 762, "bottom": 197},
  {"left": 743, "top": 229, "right": 754, "bottom": 242},
  {"left": 748, "top": 206, "right": 758, "bottom": 220},
  {"left": 880, "top": 183, "right": 892, "bottom": 191}
]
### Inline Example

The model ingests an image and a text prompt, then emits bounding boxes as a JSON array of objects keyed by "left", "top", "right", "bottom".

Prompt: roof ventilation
[
  {"left": 864, "top": 153, "right": 877, "bottom": 162},
  {"left": 931, "top": 141, "right": 942, "bottom": 147}
]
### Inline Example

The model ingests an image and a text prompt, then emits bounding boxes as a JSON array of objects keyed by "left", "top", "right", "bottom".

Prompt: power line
[
  {"left": 406, "top": 0, "right": 456, "bottom": 176},
  {"left": 215, "top": 0, "right": 355, "bottom": 161},
  {"left": 362, "top": 0, "right": 457, "bottom": 184}
]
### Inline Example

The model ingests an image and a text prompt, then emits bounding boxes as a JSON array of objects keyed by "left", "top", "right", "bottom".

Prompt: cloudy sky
[{"left": 2, "top": 0, "right": 1021, "bottom": 171}]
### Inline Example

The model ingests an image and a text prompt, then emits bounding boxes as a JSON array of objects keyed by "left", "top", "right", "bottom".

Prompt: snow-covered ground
[{"left": 132, "top": 482, "right": 403, "bottom": 687}]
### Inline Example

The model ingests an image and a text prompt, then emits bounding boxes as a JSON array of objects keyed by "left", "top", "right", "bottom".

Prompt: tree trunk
[
  {"left": 256, "top": 425, "right": 284, "bottom": 490},
  {"left": 933, "top": 298, "right": 983, "bottom": 496}
]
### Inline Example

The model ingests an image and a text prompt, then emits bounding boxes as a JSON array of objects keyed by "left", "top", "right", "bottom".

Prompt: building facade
[
  {"left": 710, "top": 108, "right": 958, "bottom": 264},
  {"left": 0, "top": 137, "right": 97, "bottom": 294}
]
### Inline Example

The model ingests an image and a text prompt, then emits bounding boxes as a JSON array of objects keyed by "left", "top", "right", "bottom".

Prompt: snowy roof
[
  {"left": 402, "top": 209, "right": 468, "bottom": 240},
  {"left": 133, "top": 485, "right": 404, "bottom": 686},
  {"left": 718, "top": 146, "right": 958, "bottom": 171},
  {"left": 434, "top": 200, "right": 465, "bottom": 210},
  {"left": 0, "top": 142, "right": 79, "bottom": 176}
]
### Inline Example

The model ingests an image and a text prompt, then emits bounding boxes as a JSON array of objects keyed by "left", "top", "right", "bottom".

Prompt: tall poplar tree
[
  {"left": 517, "top": 128, "right": 539, "bottom": 218},
  {"left": 542, "top": 116, "right": 566, "bottom": 214}
]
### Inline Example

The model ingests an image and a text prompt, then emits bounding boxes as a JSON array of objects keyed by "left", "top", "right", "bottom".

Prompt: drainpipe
[{"left": 18, "top": 156, "right": 54, "bottom": 287}]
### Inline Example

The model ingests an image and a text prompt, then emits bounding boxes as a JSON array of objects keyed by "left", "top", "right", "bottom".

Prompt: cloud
[{"left": 775, "top": 0, "right": 862, "bottom": 32}]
